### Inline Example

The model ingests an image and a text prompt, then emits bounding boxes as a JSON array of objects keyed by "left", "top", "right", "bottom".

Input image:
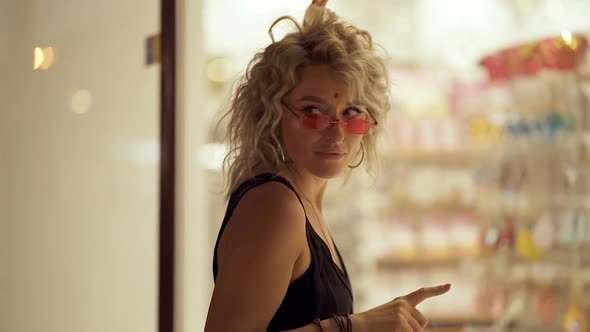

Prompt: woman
[{"left": 205, "top": 1, "right": 451, "bottom": 331}]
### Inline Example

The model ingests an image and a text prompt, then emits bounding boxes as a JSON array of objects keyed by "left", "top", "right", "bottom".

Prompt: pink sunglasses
[{"left": 283, "top": 103, "right": 378, "bottom": 135}]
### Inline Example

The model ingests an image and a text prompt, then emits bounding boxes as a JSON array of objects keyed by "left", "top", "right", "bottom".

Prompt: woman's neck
[{"left": 279, "top": 165, "right": 328, "bottom": 211}]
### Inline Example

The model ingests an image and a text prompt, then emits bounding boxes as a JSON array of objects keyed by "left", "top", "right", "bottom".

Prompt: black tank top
[{"left": 213, "top": 173, "right": 353, "bottom": 331}]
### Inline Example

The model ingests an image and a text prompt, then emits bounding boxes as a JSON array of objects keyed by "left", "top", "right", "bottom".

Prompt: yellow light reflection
[
  {"left": 206, "top": 58, "right": 231, "bottom": 83},
  {"left": 33, "top": 47, "right": 44, "bottom": 70},
  {"left": 33, "top": 47, "right": 56, "bottom": 70},
  {"left": 40, "top": 47, "right": 55, "bottom": 70},
  {"left": 70, "top": 89, "right": 93, "bottom": 114},
  {"left": 561, "top": 30, "right": 573, "bottom": 45}
]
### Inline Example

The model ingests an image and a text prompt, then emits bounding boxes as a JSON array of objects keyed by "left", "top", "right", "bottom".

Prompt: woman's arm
[{"left": 205, "top": 182, "right": 314, "bottom": 332}]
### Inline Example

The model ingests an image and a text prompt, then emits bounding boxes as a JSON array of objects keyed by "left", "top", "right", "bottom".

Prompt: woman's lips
[{"left": 315, "top": 151, "right": 346, "bottom": 160}]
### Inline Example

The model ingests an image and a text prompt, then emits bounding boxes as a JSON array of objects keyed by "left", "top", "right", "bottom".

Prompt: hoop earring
[
  {"left": 277, "top": 143, "right": 287, "bottom": 163},
  {"left": 348, "top": 143, "right": 365, "bottom": 169}
]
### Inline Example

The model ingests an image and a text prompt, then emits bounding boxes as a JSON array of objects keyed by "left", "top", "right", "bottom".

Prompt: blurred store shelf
[
  {"left": 382, "top": 205, "right": 482, "bottom": 218},
  {"left": 384, "top": 148, "right": 495, "bottom": 166},
  {"left": 427, "top": 314, "right": 496, "bottom": 327},
  {"left": 376, "top": 254, "right": 480, "bottom": 269}
]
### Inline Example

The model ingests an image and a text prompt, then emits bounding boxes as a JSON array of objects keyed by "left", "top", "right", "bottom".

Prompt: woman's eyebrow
[
  {"left": 348, "top": 100, "right": 366, "bottom": 107},
  {"left": 298, "top": 95, "right": 326, "bottom": 104},
  {"left": 297, "top": 96, "right": 366, "bottom": 110}
]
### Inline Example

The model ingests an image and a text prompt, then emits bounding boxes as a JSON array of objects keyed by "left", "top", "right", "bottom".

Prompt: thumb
[{"left": 403, "top": 284, "right": 451, "bottom": 307}]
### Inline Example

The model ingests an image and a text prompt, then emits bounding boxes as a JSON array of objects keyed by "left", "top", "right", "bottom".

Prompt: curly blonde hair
[{"left": 222, "top": 4, "right": 391, "bottom": 196}]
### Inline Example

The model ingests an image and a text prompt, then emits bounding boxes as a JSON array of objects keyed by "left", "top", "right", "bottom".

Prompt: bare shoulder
[
  {"left": 217, "top": 180, "right": 307, "bottom": 264},
  {"left": 206, "top": 181, "right": 309, "bottom": 331}
]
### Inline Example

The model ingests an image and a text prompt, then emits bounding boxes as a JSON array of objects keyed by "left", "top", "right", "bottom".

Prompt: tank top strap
[{"left": 229, "top": 173, "right": 308, "bottom": 219}]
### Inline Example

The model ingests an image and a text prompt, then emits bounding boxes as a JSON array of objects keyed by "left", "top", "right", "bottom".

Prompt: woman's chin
[{"left": 307, "top": 163, "right": 348, "bottom": 179}]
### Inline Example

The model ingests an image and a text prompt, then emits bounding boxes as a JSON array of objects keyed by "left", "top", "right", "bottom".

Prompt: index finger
[{"left": 403, "top": 284, "right": 451, "bottom": 306}]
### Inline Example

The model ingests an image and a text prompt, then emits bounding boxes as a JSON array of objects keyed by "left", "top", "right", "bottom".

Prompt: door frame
[{"left": 159, "top": 0, "right": 176, "bottom": 331}]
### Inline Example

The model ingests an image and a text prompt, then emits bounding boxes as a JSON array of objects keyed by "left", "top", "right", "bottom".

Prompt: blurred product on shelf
[{"left": 480, "top": 33, "right": 588, "bottom": 80}]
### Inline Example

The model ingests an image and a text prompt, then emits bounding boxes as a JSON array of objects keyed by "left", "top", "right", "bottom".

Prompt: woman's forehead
[
  {"left": 296, "top": 65, "right": 348, "bottom": 89},
  {"left": 289, "top": 65, "right": 361, "bottom": 104}
]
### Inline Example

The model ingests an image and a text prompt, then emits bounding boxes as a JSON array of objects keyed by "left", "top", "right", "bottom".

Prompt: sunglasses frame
[{"left": 282, "top": 102, "right": 379, "bottom": 135}]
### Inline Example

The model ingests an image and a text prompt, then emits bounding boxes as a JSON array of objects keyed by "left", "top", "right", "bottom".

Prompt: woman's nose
[{"left": 323, "top": 119, "right": 346, "bottom": 142}]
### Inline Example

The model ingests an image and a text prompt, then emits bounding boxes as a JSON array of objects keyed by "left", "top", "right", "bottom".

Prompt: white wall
[
  {"left": 175, "top": 0, "right": 211, "bottom": 331},
  {"left": 0, "top": 0, "right": 160, "bottom": 331},
  {"left": 0, "top": 0, "right": 16, "bottom": 326}
]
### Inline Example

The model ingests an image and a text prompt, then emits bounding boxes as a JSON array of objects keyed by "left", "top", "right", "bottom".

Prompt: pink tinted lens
[
  {"left": 346, "top": 118, "right": 371, "bottom": 134},
  {"left": 303, "top": 114, "right": 331, "bottom": 130}
]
